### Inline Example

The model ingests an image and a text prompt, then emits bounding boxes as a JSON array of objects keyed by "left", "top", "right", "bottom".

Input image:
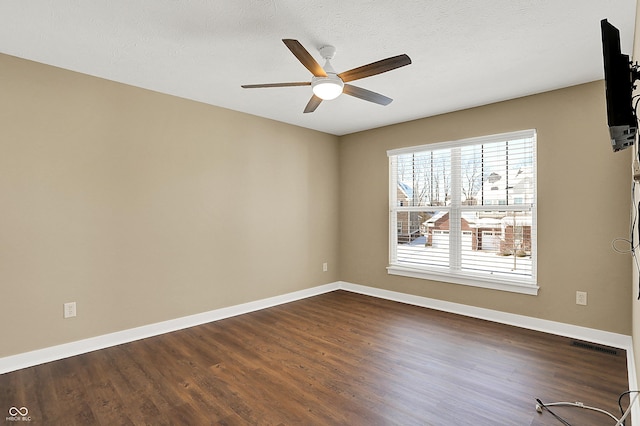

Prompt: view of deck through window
[{"left": 388, "top": 130, "right": 537, "bottom": 293}]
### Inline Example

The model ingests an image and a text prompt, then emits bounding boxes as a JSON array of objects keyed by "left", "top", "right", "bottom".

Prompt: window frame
[{"left": 387, "top": 130, "right": 538, "bottom": 296}]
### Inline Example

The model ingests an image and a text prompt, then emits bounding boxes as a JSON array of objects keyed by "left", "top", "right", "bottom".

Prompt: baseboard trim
[
  {"left": 0, "top": 283, "right": 339, "bottom": 374},
  {"left": 338, "top": 281, "right": 639, "bottom": 422},
  {"left": 1, "top": 280, "right": 635, "bottom": 408},
  {"left": 338, "top": 282, "right": 632, "bottom": 349}
]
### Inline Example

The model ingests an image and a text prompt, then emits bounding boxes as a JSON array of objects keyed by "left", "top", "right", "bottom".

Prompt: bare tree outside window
[{"left": 388, "top": 130, "right": 537, "bottom": 293}]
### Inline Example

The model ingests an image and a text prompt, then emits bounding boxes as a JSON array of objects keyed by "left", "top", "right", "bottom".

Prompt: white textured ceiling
[{"left": 0, "top": 0, "right": 637, "bottom": 135}]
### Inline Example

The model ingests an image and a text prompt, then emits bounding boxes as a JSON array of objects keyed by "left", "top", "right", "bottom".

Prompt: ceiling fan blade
[
  {"left": 303, "top": 95, "right": 323, "bottom": 113},
  {"left": 241, "top": 82, "right": 310, "bottom": 89},
  {"left": 282, "top": 39, "right": 328, "bottom": 78},
  {"left": 343, "top": 84, "right": 393, "bottom": 106},
  {"left": 338, "top": 54, "right": 412, "bottom": 83}
]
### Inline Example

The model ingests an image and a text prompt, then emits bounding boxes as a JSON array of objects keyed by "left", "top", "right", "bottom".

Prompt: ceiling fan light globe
[{"left": 311, "top": 76, "right": 344, "bottom": 100}]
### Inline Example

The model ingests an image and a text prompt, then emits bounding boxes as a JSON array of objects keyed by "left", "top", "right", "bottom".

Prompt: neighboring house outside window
[{"left": 387, "top": 130, "right": 538, "bottom": 295}]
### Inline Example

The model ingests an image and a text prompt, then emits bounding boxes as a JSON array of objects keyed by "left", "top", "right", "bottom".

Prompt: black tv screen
[{"left": 601, "top": 19, "right": 637, "bottom": 152}]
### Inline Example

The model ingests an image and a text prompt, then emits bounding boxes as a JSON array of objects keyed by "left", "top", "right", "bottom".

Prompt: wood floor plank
[{"left": 0, "top": 290, "right": 631, "bottom": 425}]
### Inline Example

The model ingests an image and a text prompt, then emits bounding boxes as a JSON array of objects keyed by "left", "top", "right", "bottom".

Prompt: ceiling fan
[{"left": 241, "top": 39, "right": 412, "bottom": 113}]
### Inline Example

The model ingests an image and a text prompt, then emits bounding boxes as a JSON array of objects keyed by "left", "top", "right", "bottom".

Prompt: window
[{"left": 387, "top": 130, "right": 537, "bottom": 295}]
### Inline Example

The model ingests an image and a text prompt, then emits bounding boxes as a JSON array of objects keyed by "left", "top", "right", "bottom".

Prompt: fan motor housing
[{"left": 318, "top": 45, "right": 336, "bottom": 60}]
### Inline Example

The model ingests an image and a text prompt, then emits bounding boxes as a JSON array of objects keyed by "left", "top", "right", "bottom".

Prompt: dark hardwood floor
[{"left": 0, "top": 290, "right": 631, "bottom": 425}]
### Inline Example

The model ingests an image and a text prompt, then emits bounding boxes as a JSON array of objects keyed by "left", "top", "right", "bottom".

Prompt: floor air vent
[{"left": 571, "top": 340, "right": 619, "bottom": 356}]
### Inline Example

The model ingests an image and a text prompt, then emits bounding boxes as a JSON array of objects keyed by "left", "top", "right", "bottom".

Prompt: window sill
[{"left": 387, "top": 264, "right": 539, "bottom": 295}]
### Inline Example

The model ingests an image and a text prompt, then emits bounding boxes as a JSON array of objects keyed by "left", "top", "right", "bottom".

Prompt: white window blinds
[{"left": 388, "top": 130, "right": 537, "bottom": 295}]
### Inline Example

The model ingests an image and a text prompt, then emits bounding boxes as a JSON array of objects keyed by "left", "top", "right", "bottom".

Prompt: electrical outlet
[
  {"left": 64, "top": 302, "right": 77, "bottom": 318},
  {"left": 322, "top": 262, "right": 328, "bottom": 272},
  {"left": 576, "top": 291, "right": 587, "bottom": 306}
]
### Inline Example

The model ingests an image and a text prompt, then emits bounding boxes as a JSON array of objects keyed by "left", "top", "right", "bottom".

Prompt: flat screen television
[{"left": 601, "top": 18, "right": 637, "bottom": 152}]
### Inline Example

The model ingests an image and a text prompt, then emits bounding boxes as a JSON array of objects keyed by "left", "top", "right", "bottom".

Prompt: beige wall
[
  {"left": 0, "top": 54, "right": 340, "bottom": 358},
  {"left": 1, "top": 50, "right": 634, "bottom": 360},
  {"left": 340, "top": 81, "right": 632, "bottom": 335}
]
